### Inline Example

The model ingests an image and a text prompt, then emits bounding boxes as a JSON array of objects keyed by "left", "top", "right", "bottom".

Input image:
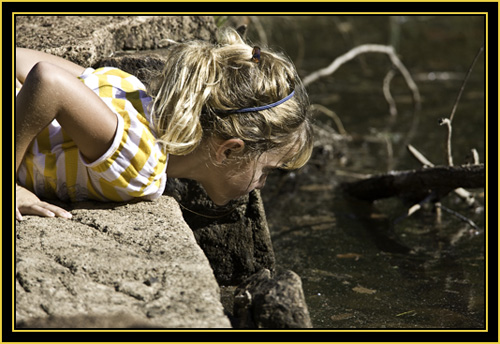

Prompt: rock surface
[
  {"left": 15, "top": 15, "right": 217, "bottom": 66},
  {"left": 233, "top": 269, "right": 312, "bottom": 328},
  {"left": 16, "top": 197, "right": 231, "bottom": 328},
  {"left": 166, "top": 179, "right": 276, "bottom": 286}
]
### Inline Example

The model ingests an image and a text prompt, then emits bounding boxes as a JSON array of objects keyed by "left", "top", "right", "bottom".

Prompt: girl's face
[{"left": 202, "top": 148, "right": 285, "bottom": 206}]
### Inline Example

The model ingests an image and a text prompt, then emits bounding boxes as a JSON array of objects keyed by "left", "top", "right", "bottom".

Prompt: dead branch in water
[
  {"left": 439, "top": 44, "right": 484, "bottom": 167},
  {"left": 310, "top": 104, "right": 348, "bottom": 136},
  {"left": 307, "top": 43, "right": 484, "bottom": 227},
  {"left": 303, "top": 44, "right": 423, "bottom": 165},
  {"left": 407, "top": 144, "right": 477, "bottom": 206},
  {"left": 303, "top": 44, "right": 422, "bottom": 114},
  {"left": 449, "top": 44, "right": 484, "bottom": 123},
  {"left": 383, "top": 68, "right": 398, "bottom": 117},
  {"left": 341, "top": 164, "right": 484, "bottom": 203}
]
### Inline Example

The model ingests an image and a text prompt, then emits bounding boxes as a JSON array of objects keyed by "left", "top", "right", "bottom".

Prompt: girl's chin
[
  {"left": 208, "top": 192, "right": 246, "bottom": 206},
  {"left": 204, "top": 185, "right": 252, "bottom": 206},
  {"left": 211, "top": 199, "right": 230, "bottom": 206},
  {"left": 206, "top": 193, "right": 231, "bottom": 206}
]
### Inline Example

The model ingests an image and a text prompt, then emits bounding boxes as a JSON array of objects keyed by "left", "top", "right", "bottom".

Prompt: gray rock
[
  {"left": 16, "top": 197, "right": 231, "bottom": 328},
  {"left": 165, "top": 179, "right": 276, "bottom": 286},
  {"left": 233, "top": 269, "right": 313, "bottom": 328},
  {"left": 15, "top": 15, "right": 217, "bottom": 66}
]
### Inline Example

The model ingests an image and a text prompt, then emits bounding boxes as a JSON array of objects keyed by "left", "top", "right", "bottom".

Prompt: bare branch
[
  {"left": 438, "top": 118, "right": 454, "bottom": 166},
  {"left": 449, "top": 45, "right": 484, "bottom": 123},
  {"left": 471, "top": 148, "right": 480, "bottom": 164},
  {"left": 407, "top": 144, "right": 434, "bottom": 167},
  {"left": 341, "top": 164, "right": 484, "bottom": 202},
  {"left": 383, "top": 69, "right": 398, "bottom": 117},
  {"left": 310, "top": 104, "right": 348, "bottom": 136},
  {"left": 303, "top": 44, "right": 421, "bottom": 113},
  {"left": 435, "top": 203, "right": 479, "bottom": 229}
]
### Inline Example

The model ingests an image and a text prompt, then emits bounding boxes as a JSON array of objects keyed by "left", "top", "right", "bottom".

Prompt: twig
[
  {"left": 437, "top": 45, "right": 483, "bottom": 167},
  {"left": 438, "top": 118, "right": 454, "bottom": 166},
  {"left": 310, "top": 104, "right": 348, "bottom": 136},
  {"left": 303, "top": 44, "right": 422, "bottom": 163},
  {"left": 383, "top": 68, "right": 398, "bottom": 117},
  {"left": 449, "top": 44, "right": 484, "bottom": 123},
  {"left": 303, "top": 44, "right": 421, "bottom": 113},
  {"left": 304, "top": 44, "right": 389, "bottom": 85},
  {"left": 383, "top": 134, "right": 394, "bottom": 172},
  {"left": 407, "top": 144, "right": 434, "bottom": 167},
  {"left": 471, "top": 148, "right": 480, "bottom": 164},
  {"left": 396, "top": 310, "right": 417, "bottom": 317},
  {"left": 435, "top": 204, "right": 479, "bottom": 230},
  {"left": 454, "top": 188, "right": 476, "bottom": 207},
  {"left": 435, "top": 201, "right": 442, "bottom": 225},
  {"left": 394, "top": 192, "right": 435, "bottom": 224}
]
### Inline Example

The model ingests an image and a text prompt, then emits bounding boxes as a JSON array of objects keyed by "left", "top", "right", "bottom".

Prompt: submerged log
[{"left": 341, "top": 164, "right": 484, "bottom": 203}]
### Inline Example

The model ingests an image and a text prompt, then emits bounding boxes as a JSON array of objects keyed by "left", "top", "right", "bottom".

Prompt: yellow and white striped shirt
[{"left": 17, "top": 67, "right": 168, "bottom": 202}]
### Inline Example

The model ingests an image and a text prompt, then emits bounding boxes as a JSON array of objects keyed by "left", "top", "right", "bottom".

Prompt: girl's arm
[
  {"left": 16, "top": 52, "right": 118, "bottom": 220},
  {"left": 16, "top": 47, "right": 85, "bottom": 84}
]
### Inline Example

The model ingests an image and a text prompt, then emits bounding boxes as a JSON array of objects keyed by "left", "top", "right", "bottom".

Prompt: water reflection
[{"left": 252, "top": 15, "right": 486, "bottom": 328}]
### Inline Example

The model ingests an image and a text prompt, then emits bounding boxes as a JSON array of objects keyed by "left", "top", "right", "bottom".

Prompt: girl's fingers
[
  {"left": 16, "top": 184, "right": 72, "bottom": 220},
  {"left": 18, "top": 204, "right": 55, "bottom": 218},
  {"left": 16, "top": 208, "right": 23, "bottom": 221},
  {"left": 18, "top": 203, "right": 72, "bottom": 219},
  {"left": 39, "top": 202, "right": 72, "bottom": 219}
]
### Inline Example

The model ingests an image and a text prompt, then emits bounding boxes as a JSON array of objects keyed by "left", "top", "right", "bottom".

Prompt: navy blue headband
[{"left": 217, "top": 90, "right": 295, "bottom": 114}]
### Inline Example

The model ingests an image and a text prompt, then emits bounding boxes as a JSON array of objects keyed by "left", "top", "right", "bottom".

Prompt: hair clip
[{"left": 251, "top": 46, "right": 261, "bottom": 63}]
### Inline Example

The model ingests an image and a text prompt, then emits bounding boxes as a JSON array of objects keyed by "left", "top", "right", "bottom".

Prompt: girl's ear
[{"left": 215, "top": 138, "right": 245, "bottom": 163}]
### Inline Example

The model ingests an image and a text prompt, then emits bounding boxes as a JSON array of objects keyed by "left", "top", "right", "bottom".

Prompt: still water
[{"left": 250, "top": 16, "right": 486, "bottom": 328}]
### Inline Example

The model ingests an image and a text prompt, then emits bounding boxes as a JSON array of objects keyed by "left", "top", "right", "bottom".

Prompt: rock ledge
[{"left": 16, "top": 197, "right": 231, "bottom": 328}]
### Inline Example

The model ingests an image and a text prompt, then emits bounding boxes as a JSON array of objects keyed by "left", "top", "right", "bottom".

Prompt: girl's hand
[{"left": 16, "top": 184, "right": 72, "bottom": 221}]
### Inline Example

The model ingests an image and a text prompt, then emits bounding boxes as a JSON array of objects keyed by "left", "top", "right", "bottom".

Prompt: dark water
[{"left": 249, "top": 16, "right": 486, "bottom": 328}]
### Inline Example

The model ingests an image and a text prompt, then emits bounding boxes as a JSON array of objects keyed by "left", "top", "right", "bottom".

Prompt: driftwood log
[{"left": 341, "top": 164, "right": 485, "bottom": 203}]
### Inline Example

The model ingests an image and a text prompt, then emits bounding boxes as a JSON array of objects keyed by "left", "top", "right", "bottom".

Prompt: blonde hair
[{"left": 148, "top": 28, "right": 312, "bottom": 170}]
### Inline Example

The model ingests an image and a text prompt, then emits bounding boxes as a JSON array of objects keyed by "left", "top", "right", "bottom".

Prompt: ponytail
[
  {"left": 149, "top": 43, "right": 219, "bottom": 155},
  {"left": 149, "top": 28, "right": 313, "bottom": 170}
]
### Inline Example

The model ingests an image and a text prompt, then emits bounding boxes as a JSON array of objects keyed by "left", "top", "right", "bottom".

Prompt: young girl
[{"left": 15, "top": 29, "right": 313, "bottom": 221}]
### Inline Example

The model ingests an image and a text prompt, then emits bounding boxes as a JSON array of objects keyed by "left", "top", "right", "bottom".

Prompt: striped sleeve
[{"left": 78, "top": 67, "right": 168, "bottom": 201}]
